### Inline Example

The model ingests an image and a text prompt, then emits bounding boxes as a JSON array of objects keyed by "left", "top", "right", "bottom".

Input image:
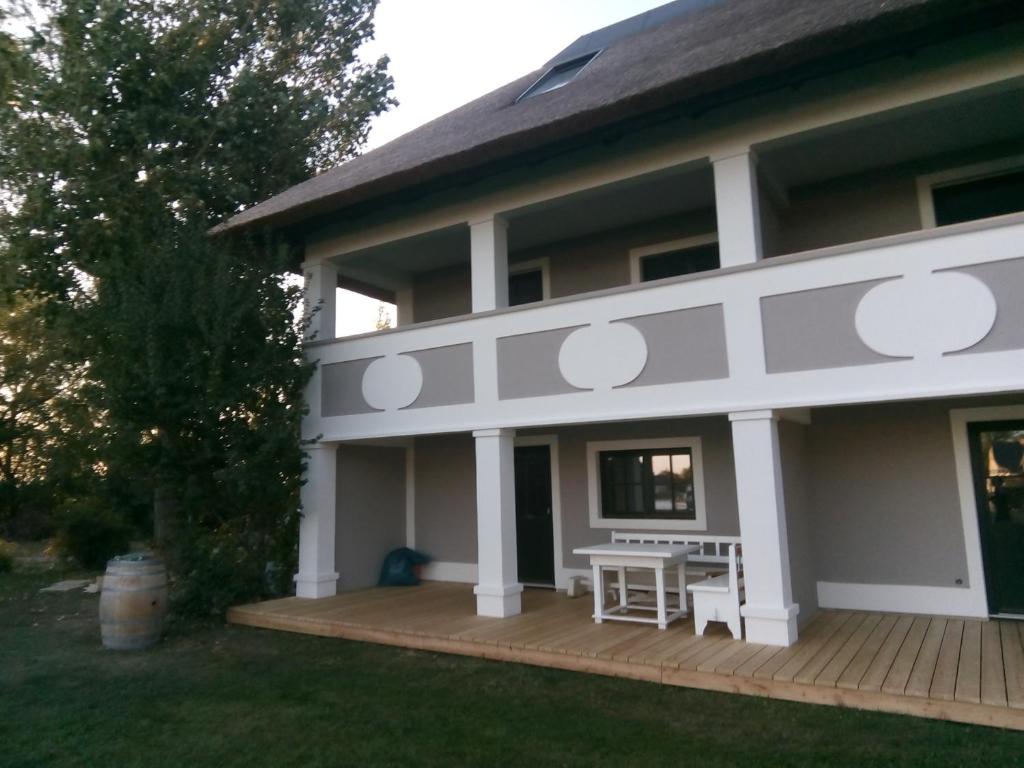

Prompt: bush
[
  {"left": 0, "top": 540, "right": 13, "bottom": 574},
  {"left": 55, "top": 502, "right": 134, "bottom": 571}
]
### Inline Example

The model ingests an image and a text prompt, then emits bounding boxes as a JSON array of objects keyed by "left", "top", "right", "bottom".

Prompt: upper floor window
[
  {"left": 629, "top": 235, "right": 720, "bottom": 284},
  {"left": 517, "top": 52, "right": 600, "bottom": 101},
  {"left": 508, "top": 258, "right": 549, "bottom": 307},
  {"left": 919, "top": 157, "right": 1024, "bottom": 228}
]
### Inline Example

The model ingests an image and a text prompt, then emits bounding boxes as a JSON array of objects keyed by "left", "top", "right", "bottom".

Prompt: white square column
[
  {"left": 713, "top": 150, "right": 763, "bottom": 268},
  {"left": 473, "top": 428, "right": 522, "bottom": 617},
  {"left": 729, "top": 410, "right": 799, "bottom": 645},
  {"left": 294, "top": 442, "right": 340, "bottom": 598},
  {"left": 469, "top": 216, "right": 509, "bottom": 312},
  {"left": 302, "top": 260, "right": 338, "bottom": 341}
]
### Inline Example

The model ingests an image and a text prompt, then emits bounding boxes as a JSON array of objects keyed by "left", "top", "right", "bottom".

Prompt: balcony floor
[{"left": 227, "top": 581, "right": 1024, "bottom": 731}]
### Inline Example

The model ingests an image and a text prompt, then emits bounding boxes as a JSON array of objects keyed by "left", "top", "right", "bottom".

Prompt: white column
[
  {"left": 473, "top": 428, "right": 522, "bottom": 617},
  {"left": 729, "top": 410, "right": 799, "bottom": 646},
  {"left": 469, "top": 215, "right": 509, "bottom": 312},
  {"left": 713, "top": 150, "right": 763, "bottom": 268},
  {"left": 395, "top": 287, "right": 414, "bottom": 327},
  {"left": 294, "top": 442, "right": 339, "bottom": 598},
  {"left": 303, "top": 260, "right": 338, "bottom": 341}
]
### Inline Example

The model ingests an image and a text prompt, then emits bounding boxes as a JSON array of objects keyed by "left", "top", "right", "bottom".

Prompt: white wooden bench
[
  {"left": 604, "top": 532, "right": 741, "bottom": 603},
  {"left": 687, "top": 543, "right": 744, "bottom": 639}
]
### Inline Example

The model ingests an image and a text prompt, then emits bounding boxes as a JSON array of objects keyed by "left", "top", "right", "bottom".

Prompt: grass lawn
[{"left": 2, "top": 564, "right": 1022, "bottom": 768}]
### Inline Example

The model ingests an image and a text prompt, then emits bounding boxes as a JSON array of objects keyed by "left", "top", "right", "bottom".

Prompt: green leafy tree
[{"left": 0, "top": 0, "right": 394, "bottom": 609}]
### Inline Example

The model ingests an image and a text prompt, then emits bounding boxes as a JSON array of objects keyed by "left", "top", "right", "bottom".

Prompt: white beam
[
  {"left": 713, "top": 150, "right": 763, "bottom": 268},
  {"left": 470, "top": 216, "right": 509, "bottom": 312},
  {"left": 729, "top": 410, "right": 799, "bottom": 645},
  {"left": 473, "top": 427, "right": 522, "bottom": 617},
  {"left": 303, "top": 260, "right": 338, "bottom": 342},
  {"left": 295, "top": 442, "right": 339, "bottom": 598}
]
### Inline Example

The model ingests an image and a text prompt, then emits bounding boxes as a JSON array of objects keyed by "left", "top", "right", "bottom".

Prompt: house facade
[{"left": 224, "top": 0, "right": 1024, "bottom": 647}]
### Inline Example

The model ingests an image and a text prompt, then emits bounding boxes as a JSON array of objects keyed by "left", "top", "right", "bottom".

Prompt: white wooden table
[{"left": 572, "top": 542, "right": 698, "bottom": 629}]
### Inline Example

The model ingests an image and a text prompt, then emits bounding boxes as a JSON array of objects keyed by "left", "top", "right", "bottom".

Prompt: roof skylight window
[{"left": 517, "top": 51, "right": 600, "bottom": 102}]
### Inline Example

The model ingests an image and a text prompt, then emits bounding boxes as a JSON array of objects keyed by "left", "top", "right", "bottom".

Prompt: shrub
[
  {"left": 0, "top": 540, "right": 13, "bottom": 574},
  {"left": 55, "top": 502, "right": 134, "bottom": 571}
]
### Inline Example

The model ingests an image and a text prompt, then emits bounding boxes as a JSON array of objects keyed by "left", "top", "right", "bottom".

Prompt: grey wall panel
[
  {"left": 545, "top": 418, "right": 740, "bottom": 571},
  {"left": 405, "top": 343, "right": 475, "bottom": 409},
  {"left": 807, "top": 401, "right": 969, "bottom": 588},
  {"left": 775, "top": 175, "right": 921, "bottom": 256},
  {"left": 413, "top": 266, "right": 472, "bottom": 323},
  {"left": 414, "top": 433, "right": 477, "bottom": 563},
  {"left": 322, "top": 357, "right": 382, "bottom": 416},
  {"left": 335, "top": 445, "right": 407, "bottom": 591},
  {"left": 761, "top": 280, "right": 895, "bottom": 373},
  {"left": 497, "top": 327, "right": 585, "bottom": 400},
  {"left": 949, "top": 257, "right": 1024, "bottom": 354},
  {"left": 620, "top": 305, "right": 729, "bottom": 387},
  {"left": 778, "top": 420, "right": 818, "bottom": 625}
]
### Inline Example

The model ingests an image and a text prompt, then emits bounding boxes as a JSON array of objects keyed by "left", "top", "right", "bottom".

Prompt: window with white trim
[
  {"left": 918, "top": 156, "right": 1024, "bottom": 228},
  {"left": 629, "top": 235, "right": 719, "bottom": 284},
  {"left": 586, "top": 437, "right": 707, "bottom": 531}
]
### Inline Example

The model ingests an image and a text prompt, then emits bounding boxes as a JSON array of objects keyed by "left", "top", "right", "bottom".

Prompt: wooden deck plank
[
  {"left": 930, "top": 620, "right": 965, "bottom": 702},
  {"left": 791, "top": 613, "right": 869, "bottom": 686},
  {"left": 696, "top": 638, "right": 750, "bottom": 673},
  {"left": 226, "top": 586, "right": 1024, "bottom": 732},
  {"left": 881, "top": 616, "right": 930, "bottom": 696},
  {"left": 904, "top": 619, "right": 948, "bottom": 699},
  {"left": 750, "top": 611, "right": 850, "bottom": 681},
  {"left": 733, "top": 644, "right": 784, "bottom": 678},
  {"left": 1002, "top": 621, "right": 1024, "bottom": 710},
  {"left": 954, "top": 620, "right": 982, "bottom": 704},
  {"left": 712, "top": 642, "right": 770, "bottom": 675},
  {"left": 774, "top": 612, "right": 860, "bottom": 683},
  {"left": 816, "top": 613, "right": 884, "bottom": 688},
  {"left": 837, "top": 613, "right": 899, "bottom": 691},
  {"left": 980, "top": 621, "right": 1008, "bottom": 707}
]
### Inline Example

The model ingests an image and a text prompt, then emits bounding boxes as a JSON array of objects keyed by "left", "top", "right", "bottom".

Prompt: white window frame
[
  {"left": 508, "top": 256, "right": 551, "bottom": 302},
  {"left": 628, "top": 233, "right": 719, "bottom": 284},
  {"left": 916, "top": 154, "right": 1024, "bottom": 229},
  {"left": 586, "top": 437, "right": 707, "bottom": 532}
]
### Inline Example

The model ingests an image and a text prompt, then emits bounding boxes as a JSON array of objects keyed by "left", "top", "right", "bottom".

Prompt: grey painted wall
[
  {"left": 406, "top": 343, "right": 475, "bottom": 409},
  {"left": 773, "top": 174, "right": 922, "bottom": 256},
  {"left": 335, "top": 444, "right": 407, "bottom": 590},
  {"left": 545, "top": 417, "right": 740, "bottom": 571},
  {"left": 805, "top": 400, "right": 970, "bottom": 588},
  {"left": 778, "top": 420, "right": 818, "bottom": 625},
  {"left": 411, "top": 211, "right": 716, "bottom": 322},
  {"left": 414, "top": 433, "right": 478, "bottom": 563}
]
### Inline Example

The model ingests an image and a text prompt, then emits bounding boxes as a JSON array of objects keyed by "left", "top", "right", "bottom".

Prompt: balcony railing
[{"left": 305, "top": 213, "right": 1024, "bottom": 442}]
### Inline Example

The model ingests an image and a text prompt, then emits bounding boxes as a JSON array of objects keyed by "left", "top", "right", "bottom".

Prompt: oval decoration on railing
[
  {"left": 558, "top": 321, "right": 648, "bottom": 390},
  {"left": 361, "top": 354, "right": 424, "bottom": 411},
  {"left": 854, "top": 271, "right": 997, "bottom": 359}
]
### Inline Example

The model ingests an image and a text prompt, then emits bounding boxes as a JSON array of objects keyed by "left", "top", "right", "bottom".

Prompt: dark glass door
[
  {"left": 968, "top": 420, "right": 1024, "bottom": 616},
  {"left": 514, "top": 445, "right": 555, "bottom": 586}
]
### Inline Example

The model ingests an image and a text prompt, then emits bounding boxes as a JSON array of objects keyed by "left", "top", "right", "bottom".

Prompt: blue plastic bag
[{"left": 378, "top": 547, "right": 431, "bottom": 586}]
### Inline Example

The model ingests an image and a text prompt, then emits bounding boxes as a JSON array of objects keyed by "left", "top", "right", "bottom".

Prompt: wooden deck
[{"left": 227, "top": 582, "right": 1024, "bottom": 731}]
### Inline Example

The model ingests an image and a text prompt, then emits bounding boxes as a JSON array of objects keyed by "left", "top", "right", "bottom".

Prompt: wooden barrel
[{"left": 99, "top": 554, "right": 168, "bottom": 650}]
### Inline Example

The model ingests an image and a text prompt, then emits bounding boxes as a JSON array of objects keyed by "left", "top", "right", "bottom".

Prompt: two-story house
[{"left": 223, "top": 0, "right": 1024, "bottom": 713}]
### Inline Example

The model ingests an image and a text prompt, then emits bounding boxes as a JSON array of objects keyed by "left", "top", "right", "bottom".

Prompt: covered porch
[{"left": 228, "top": 582, "right": 1024, "bottom": 731}]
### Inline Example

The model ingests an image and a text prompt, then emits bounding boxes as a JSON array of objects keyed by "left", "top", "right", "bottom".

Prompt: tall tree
[{"left": 0, "top": 0, "right": 394, "bottom": 610}]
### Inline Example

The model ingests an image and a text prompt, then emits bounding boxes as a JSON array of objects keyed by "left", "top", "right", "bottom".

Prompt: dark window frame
[
  {"left": 598, "top": 447, "right": 696, "bottom": 522},
  {"left": 632, "top": 236, "right": 720, "bottom": 284}
]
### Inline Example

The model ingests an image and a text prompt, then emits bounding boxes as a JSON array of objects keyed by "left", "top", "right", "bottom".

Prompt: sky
[{"left": 335, "top": 0, "right": 669, "bottom": 335}]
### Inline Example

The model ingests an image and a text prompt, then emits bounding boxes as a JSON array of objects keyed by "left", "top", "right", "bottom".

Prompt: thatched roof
[{"left": 218, "top": 0, "right": 1018, "bottom": 234}]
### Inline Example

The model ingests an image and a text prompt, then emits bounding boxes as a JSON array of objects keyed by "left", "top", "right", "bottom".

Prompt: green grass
[{"left": 1, "top": 566, "right": 1021, "bottom": 768}]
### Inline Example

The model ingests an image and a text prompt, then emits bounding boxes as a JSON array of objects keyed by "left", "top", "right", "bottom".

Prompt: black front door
[
  {"left": 968, "top": 420, "right": 1024, "bottom": 616},
  {"left": 514, "top": 445, "right": 555, "bottom": 586}
]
